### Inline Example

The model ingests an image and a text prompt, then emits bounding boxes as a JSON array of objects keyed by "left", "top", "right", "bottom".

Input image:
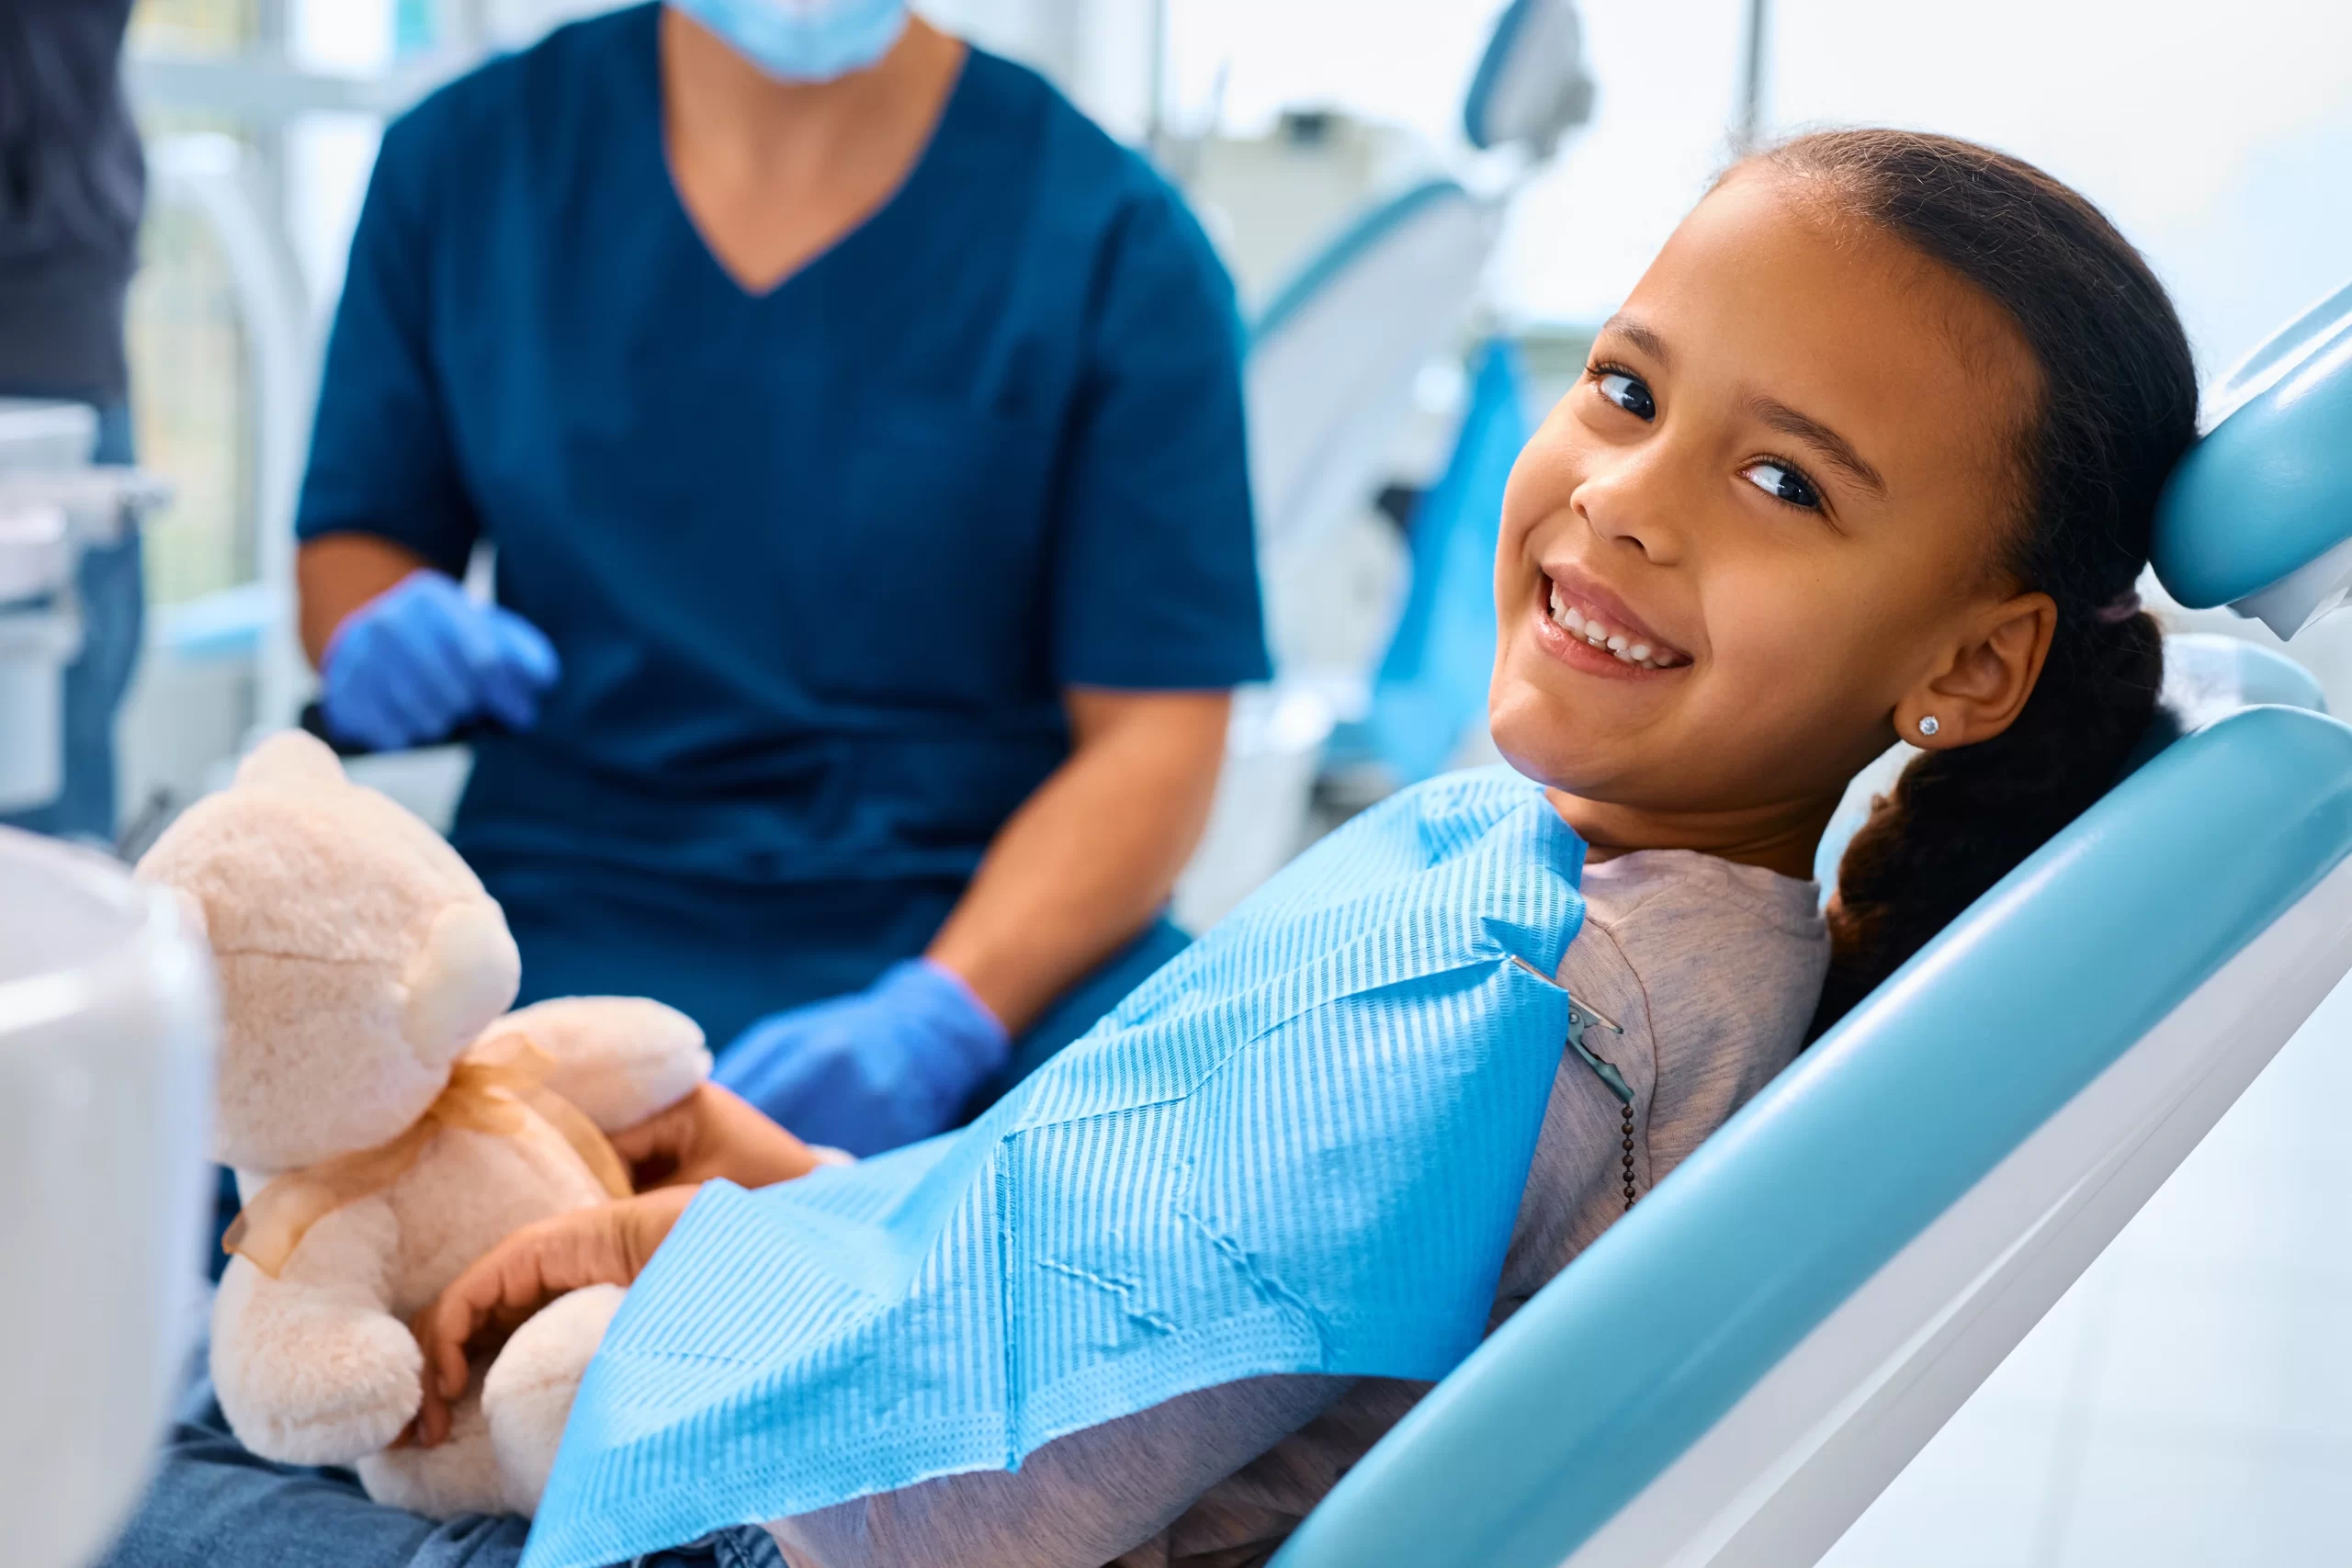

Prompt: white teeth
[{"left": 1547, "top": 581, "right": 1679, "bottom": 669}]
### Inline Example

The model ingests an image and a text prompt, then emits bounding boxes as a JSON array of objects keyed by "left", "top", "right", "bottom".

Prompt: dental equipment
[
  {"left": 0, "top": 830, "right": 218, "bottom": 1568},
  {"left": 0, "top": 400, "right": 169, "bottom": 819},
  {"left": 1180, "top": 0, "right": 1593, "bottom": 927}
]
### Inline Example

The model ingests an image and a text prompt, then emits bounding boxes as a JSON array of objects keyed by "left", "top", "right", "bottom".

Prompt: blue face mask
[{"left": 669, "top": 0, "right": 909, "bottom": 83}]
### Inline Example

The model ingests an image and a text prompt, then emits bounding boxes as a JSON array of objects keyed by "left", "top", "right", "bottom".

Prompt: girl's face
[{"left": 1489, "top": 169, "right": 2054, "bottom": 872}]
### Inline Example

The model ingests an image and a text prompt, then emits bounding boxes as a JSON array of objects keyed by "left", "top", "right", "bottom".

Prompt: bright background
[
  {"left": 123, "top": 0, "right": 2352, "bottom": 597},
  {"left": 120, "top": 0, "right": 2352, "bottom": 708}
]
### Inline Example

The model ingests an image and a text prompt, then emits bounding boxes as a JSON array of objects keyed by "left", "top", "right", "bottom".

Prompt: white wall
[
  {"left": 924, "top": 0, "right": 1162, "bottom": 139},
  {"left": 1766, "top": 0, "right": 2352, "bottom": 380}
]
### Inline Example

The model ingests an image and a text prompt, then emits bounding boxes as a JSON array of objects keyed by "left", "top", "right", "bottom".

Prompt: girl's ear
[{"left": 1896, "top": 592, "right": 2057, "bottom": 749}]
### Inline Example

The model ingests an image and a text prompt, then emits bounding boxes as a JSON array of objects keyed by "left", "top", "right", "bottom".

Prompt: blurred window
[
  {"left": 130, "top": 0, "right": 262, "bottom": 56},
  {"left": 128, "top": 139, "right": 257, "bottom": 604},
  {"left": 123, "top": 0, "right": 402, "bottom": 612}
]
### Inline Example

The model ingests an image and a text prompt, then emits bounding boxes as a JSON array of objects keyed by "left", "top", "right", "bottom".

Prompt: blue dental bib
[{"left": 526, "top": 769, "right": 1587, "bottom": 1567}]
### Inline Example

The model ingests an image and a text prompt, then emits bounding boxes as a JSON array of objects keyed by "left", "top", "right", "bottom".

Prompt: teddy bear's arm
[
  {"left": 478, "top": 997, "right": 712, "bottom": 1132},
  {"left": 210, "top": 1196, "right": 424, "bottom": 1467}
]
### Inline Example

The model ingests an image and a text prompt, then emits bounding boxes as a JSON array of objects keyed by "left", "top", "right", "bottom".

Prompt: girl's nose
[{"left": 1573, "top": 446, "right": 1687, "bottom": 566}]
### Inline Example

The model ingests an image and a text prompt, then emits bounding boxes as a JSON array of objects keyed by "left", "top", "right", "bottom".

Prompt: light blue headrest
[
  {"left": 2154, "top": 278, "right": 2352, "bottom": 637},
  {"left": 1462, "top": 0, "right": 1595, "bottom": 155}
]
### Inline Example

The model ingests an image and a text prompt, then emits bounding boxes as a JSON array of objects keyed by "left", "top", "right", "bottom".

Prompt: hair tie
[{"left": 2094, "top": 591, "right": 2143, "bottom": 624}]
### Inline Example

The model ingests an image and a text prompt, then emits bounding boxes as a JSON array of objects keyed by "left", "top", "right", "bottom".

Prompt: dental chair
[
  {"left": 1335, "top": 337, "right": 1533, "bottom": 787},
  {"left": 1178, "top": 0, "right": 1594, "bottom": 925},
  {"left": 1240, "top": 0, "right": 1590, "bottom": 628},
  {"left": 1174, "top": 175, "right": 1508, "bottom": 926},
  {"left": 1272, "top": 285, "right": 2352, "bottom": 1568},
  {"left": 1181, "top": 175, "right": 1516, "bottom": 925},
  {"left": 1315, "top": 0, "right": 1596, "bottom": 791}
]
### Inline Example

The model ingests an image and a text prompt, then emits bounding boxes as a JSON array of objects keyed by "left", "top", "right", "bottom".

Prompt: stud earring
[{"left": 1917, "top": 715, "right": 1941, "bottom": 739}]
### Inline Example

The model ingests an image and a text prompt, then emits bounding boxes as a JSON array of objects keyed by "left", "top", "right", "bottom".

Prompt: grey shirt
[
  {"left": 769, "top": 849, "right": 1830, "bottom": 1568},
  {"left": 0, "top": 0, "right": 142, "bottom": 400}
]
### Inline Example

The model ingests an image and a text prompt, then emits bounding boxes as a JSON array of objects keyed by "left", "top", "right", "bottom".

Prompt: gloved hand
[
  {"left": 319, "top": 570, "right": 559, "bottom": 752},
  {"left": 714, "top": 959, "right": 1012, "bottom": 1157}
]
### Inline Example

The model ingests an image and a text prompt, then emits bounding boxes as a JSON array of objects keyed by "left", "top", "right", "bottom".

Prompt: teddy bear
[{"left": 134, "top": 730, "right": 711, "bottom": 1518}]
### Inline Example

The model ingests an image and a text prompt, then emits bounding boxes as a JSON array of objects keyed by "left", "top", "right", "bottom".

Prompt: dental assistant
[{"left": 295, "top": 0, "right": 1267, "bottom": 1155}]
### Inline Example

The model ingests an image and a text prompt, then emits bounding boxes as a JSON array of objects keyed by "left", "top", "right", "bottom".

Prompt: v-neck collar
[{"left": 636, "top": 4, "right": 974, "bottom": 303}]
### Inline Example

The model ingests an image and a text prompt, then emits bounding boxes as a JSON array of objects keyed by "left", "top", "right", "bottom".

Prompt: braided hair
[{"left": 1755, "top": 130, "right": 2198, "bottom": 1036}]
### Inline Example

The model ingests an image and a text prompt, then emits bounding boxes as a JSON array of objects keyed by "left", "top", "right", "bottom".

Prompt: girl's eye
[
  {"left": 1594, "top": 369, "right": 1656, "bottom": 421},
  {"left": 1741, "top": 459, "right": 1822, "bottom": 511}
]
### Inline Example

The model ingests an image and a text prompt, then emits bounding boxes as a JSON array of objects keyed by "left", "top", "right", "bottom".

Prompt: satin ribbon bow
[{"left": 223, "top": 1033, "right": 633, "bottom": 1279}]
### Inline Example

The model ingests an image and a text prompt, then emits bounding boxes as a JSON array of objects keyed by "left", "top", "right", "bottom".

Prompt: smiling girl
[
  {"left": 1501, "top": 128, "right": 2185, "bottom": 1038},
  {"left": 106, "top": 129, "right": 2196, "bottom": 1568}
]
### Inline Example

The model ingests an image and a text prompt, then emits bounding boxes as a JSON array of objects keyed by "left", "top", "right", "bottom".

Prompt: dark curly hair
[{"left": 1749, "top": 130, "right": 2198, "bottom": 1037}]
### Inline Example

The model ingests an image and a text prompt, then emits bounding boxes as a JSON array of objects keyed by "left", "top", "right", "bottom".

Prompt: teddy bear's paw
[
  {"left": 213, "top": 1294, "right": 425, "bottom": 1467},
  {"left": 478, "top": 997, "right": 711, "bottom": 1132},
  {"left": 356, "top": 1390, "right": 510, "bottom": 1520},
  {"left": 483, "top": 1282, "right": 628, "bottom": 1515}
]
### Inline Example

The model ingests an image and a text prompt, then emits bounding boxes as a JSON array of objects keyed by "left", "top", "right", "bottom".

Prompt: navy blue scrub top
[{"left": 294, "top": 6, "right": 1266, "bottom": 1042}]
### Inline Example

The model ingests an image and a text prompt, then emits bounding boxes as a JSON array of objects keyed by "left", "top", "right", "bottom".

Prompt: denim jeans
[
  {"left": 0, "top": 399, "right": 142, "bottom": 844},
  {"left": 96, "top": 1355, "right": 791, "bottom": 1568}
]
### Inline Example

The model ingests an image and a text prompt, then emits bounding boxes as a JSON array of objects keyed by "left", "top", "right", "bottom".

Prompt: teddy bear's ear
[
  {"left": 402, "top": 897, "right": 522, "bottom": 1067},
  {"left": 233, "top": 729, "right": 347, "bottom": 793}
]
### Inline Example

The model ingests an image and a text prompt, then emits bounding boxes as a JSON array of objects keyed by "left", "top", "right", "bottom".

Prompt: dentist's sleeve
[
  {"left": 1050, "top": 176, "right": 1270, "bottom": 694},
  {"left": 294, "top": 104, "right": 483, "bottom": 575},
  {"left": 764, "top": 1375, "right": 1345, "bottom": 1568}
]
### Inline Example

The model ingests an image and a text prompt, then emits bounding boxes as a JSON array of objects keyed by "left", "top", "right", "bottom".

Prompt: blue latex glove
[
  {"left": 715, "top": 959, "right": 1012, "bottom": 1156},
  {"left": 320, "top": 570, "right": 559, "bottom": 752}
]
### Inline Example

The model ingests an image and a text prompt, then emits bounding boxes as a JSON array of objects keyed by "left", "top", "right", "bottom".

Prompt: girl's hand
[
  {"left": 401, "top": 1087, "right": 824, "bottom": 1448},
  {"left": 613, "top": 1080, "right": 827, "bottom": 1190},
  {"left": 405, "top": 1185, "right": 695, "bottom": 1448}
]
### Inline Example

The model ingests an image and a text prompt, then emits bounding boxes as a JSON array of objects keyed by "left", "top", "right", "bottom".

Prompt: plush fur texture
[{"left": 136, "top": 732, "right": 711, "bottom": 1517}]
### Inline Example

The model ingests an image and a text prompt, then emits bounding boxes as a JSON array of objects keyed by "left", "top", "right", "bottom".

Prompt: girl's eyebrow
[
  {"left": 1597, "top": 313, "right": 1672, "bottom": 367},
  {"left": 1744, "top": 394, "right": 1889, "bottom": 497}
]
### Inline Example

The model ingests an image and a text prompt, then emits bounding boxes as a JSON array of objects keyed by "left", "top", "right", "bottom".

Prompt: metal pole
[
  {"left": 1145, "top": 0, "right": 1170, "bottom": 156},
  {"left": 1736, "top": 0, "right": 1770, "bottom": 152}
]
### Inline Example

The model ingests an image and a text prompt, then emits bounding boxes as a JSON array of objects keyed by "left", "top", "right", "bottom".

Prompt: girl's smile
[{"left": 1533, "top": 565, "right": 1694, "bottom": 677}]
